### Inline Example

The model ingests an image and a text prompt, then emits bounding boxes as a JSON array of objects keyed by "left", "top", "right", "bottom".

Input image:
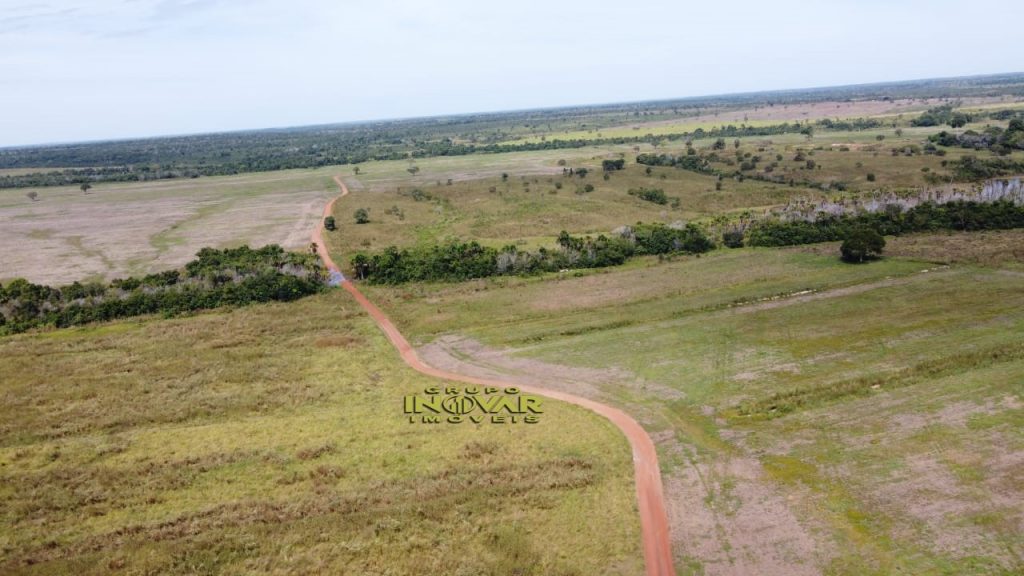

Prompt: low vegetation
[{"left": 0, "top": 292, "right": 642, "bottom": 574}]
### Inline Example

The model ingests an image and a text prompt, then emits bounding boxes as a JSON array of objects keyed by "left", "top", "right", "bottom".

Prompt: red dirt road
[{"left": 313, "top": 176, "right": 676, "bottom": 576}]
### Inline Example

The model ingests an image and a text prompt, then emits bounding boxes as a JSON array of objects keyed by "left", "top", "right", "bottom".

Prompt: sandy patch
[{"left": 665, "top": 454, "right": 827, "bottom": 576}]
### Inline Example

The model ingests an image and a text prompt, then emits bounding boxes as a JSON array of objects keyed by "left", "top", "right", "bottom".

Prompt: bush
[
  {"left": 354, "top": 208, "right": 370, "bottom": 224},
  {"left": 840, "top": 228, "right": 886, "bottom": 263},
  {"left": 324, "top": 216, "right": 336, "bottom": 231},
  {"left": 628, "top": 187, "right": 668, "bottom": 205},
  {"left": 722, "top": 230, "right": 744, "bottom": 248},
  {"left": 601, "top": 159, "right": 625, "bottom": 171}
]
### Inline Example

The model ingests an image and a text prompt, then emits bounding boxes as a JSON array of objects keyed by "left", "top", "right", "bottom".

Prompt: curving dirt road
[{"left": 312, "top": 176, "right": 676, "bottom": 576}]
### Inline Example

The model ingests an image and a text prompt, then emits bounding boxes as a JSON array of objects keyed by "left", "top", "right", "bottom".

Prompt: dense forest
[
  {"left": 0, "top": 245, "right": 326, "bottom": 334},
  {"left": 4, "top": 73, "right": 1023, "bottom": 188}
]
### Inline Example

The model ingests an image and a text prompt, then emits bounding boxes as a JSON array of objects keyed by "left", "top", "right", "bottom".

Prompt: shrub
[
  {"left": 324, "top": 216, "right": 336, "bottom": 231},
  {"left": 354, "top": 208, "right": 370, "bottom": 224},
  {"left": 722, "top": 230, "right": 744, "bottom": 248},
  {"left": 628, "top": 187, "right": 668, "bottom": 205}
]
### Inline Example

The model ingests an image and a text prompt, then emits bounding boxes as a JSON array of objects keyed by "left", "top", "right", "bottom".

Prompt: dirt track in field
[{"left": 312, "top": 176, "right": 677, "bottom": 576}]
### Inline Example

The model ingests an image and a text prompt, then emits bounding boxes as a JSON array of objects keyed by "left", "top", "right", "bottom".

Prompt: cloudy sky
[{"left": 1, "top": 0, "right": 1021, "bottom": 146}]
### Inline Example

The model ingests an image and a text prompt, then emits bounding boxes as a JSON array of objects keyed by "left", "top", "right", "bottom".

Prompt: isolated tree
[
  {"left": 324, "top": 216, "right": 337, "bottom": 231},
  {"left": 840, "top": 227, "right": 885, "bottom": 263},
  {"left": 733, "top": 139, "right": 740, "bottom": 149},
  {"left": 26, "top": 192, "right": 38, "bottom": 202},
  {"left": 354, "top": 208, "right": 370, "bottom": 224},
  {"left": 80, "top": 183, "right": 92, "bottom": 195},
  {"left": 353, "top": 166, "right": 360, "bottom": 175}
]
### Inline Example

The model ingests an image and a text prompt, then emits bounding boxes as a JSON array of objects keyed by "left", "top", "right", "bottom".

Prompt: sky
[{"left": 1, "top": 0, "right": 1022, "bottom": 147}]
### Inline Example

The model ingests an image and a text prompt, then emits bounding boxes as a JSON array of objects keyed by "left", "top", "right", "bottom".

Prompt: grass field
[
  {"left": 366, "top": 242, "right": 1024, "bottom": 575},
  {"left": 3, "top": 94, "right": 1024, "bottom": 575},
  {"left": 0, "top": 291, "right": 642, "bottom": 575}
]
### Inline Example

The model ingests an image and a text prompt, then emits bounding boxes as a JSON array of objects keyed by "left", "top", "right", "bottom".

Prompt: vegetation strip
[
  {"left": 316, "top": 177, "right": 677, "bottom": 576},
  {"left": 733, "top": 341, "right": 1024, "bottom": 419},
  {"left": 0, "top": 245, "right": 326, "bottom": 335}
]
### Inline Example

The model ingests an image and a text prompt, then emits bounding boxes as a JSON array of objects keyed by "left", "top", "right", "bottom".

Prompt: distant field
[
  {"left": 0, "top": 170, "right": 336, "bottom": 284},
  {"left": 366, "top": 244, "right": 1024, "bottom": 575},
  {"left": 0, "top": 291, "right": 642, "bottom": 575},
  {"left": 4, "top": 92, "right": 1023, "bottom": 286},
  {"left": 499, "top": 96, "right": 1018, "bottom": 145}
]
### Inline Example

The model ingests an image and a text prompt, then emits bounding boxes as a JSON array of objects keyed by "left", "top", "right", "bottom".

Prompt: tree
[
  {"left": 353, "top": 166, "right": 360, "bottom": 175},
  {"left": 324, "top": 216, "right": 336, "bottom": 231},
  {"left": 80, "top": 183, "right": 92, "bottom": 195},
  {"left": 406, "top": 166, "right": 419, "bottom": 175},
  {"left": 26, "top": 192, "right": 38, "bottom": 201},
  {"left": 840, "top": 227, "right": 885, "bottom": 263},
  {"left": 354, "top": 208, "right": 370, "bottom": 224}
]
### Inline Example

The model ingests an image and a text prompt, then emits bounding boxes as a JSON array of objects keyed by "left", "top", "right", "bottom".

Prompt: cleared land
[
  {"left": 4, "top": 91, "right": 1024, "bottom": 575},
  {"left": 0, "top": 291, "right": 642, "bottom": 575},
  {"left": 0, "top": 170, "right": 336, "bottom": 284},
  {"left": 366, "top": 243, "right": 1024, "bottom": 575}
]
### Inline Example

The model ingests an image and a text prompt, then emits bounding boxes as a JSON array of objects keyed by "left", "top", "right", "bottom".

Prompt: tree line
[
  {"left": 929, "top": 118, "right": 1024, "bottom": 157},
  {"left": 744, "top": 200, "right": 1024, "bottom": 247},
  {"left": 0, "top": 245, "right": 326, "bottom": 335},
  {"left": 351, "top": 224, "right": 714, "bottom": 284}
]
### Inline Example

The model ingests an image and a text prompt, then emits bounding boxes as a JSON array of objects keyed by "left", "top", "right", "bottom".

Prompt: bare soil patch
[{"left": 0, "top": 178, "right": 331, "bottom": 284}]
